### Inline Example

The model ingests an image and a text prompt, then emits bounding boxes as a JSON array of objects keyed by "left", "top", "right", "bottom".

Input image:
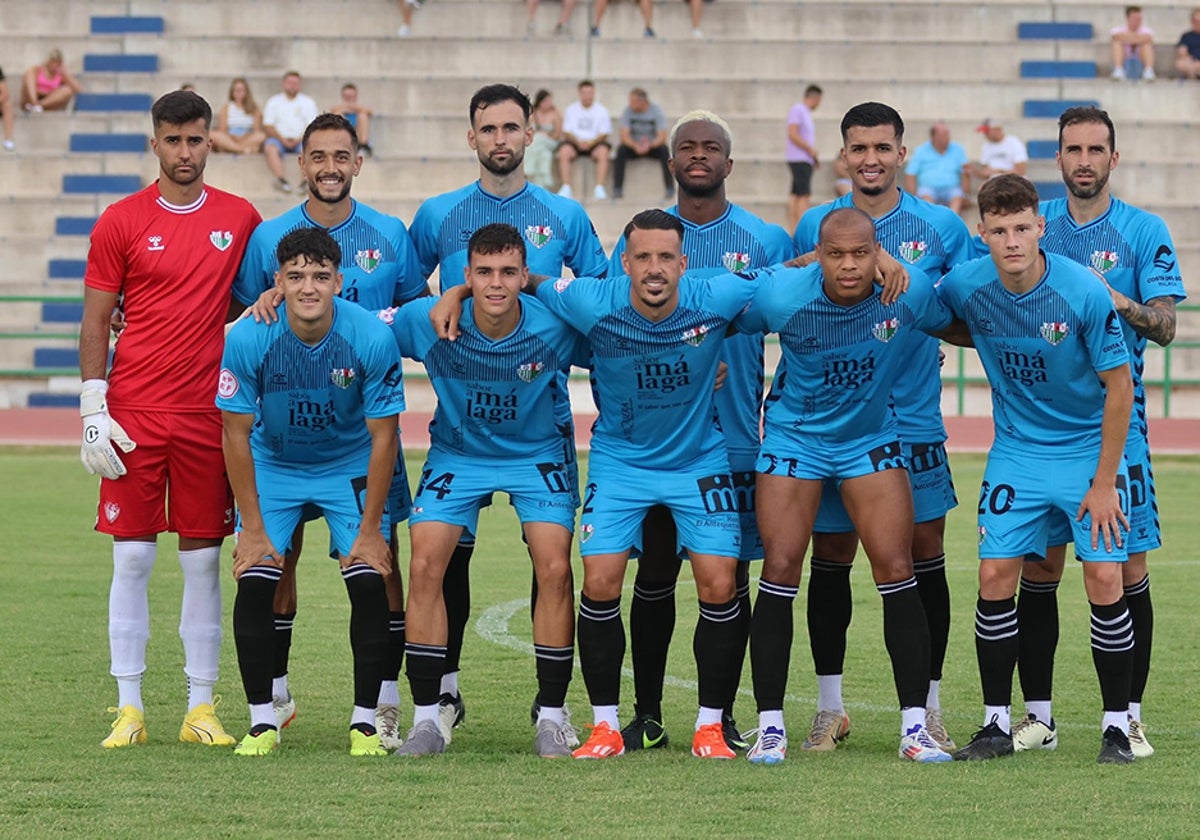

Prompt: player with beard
[
  {"left": 606, "top": 111, "right": 796, "bottom": 752},
  {"left": 233, "top": 112, "right": 428, "bottom": 749},
  {"left": 790, "top": 102, "right": 971, "bottom": 753},
  {"left": 408, "top": 83, "right": 607, "bottom": 746},
  {"left": 1008, "top": 106, "right": 1185, "bottom": 759}
]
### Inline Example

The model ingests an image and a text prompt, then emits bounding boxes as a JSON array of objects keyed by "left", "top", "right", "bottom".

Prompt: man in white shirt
[
  {"left": 556, "top": 79, "right": 613, "bottom": 201},
  {"left": 262, "top": 71, "right": 320, "bottom": 193},
  {"left": 969, "top": 118, "right": 1028, "bottom": 189}
]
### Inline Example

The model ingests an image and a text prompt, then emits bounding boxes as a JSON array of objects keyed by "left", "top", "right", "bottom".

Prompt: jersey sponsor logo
[
  {"left": 209, "top": 230, "right": 234, "bottom": 251},
  {"left": 1104, "top": 310, "right": 1123, "bottom": 338},
  {"left": 908, "top": 442, "right": 948, "bottom": 475},
  {"left": 377, "top": 306, "right": 398, "bottom": 325},
  {"left": 1001, "top": 348, "right": 1048, "bottom": 384},
  {"left": 681, "top": 324, "right": 710, "bottom": 346},
  {"left": 822, "top": 352, "right": 876, "bottom": 389},
  {"left": 579, "top": 523, "right": 594, "bottom": 543},
  {"left": 1152, "top": 244, "right": 1176, "bottom": 272},
  {"left": 867, "top": 440, "right": 905, "bottom": 472},
  {"left": 536, "top": 462, "right": 572, "bottom": 494},
  {"left": 147, "top": 235, "right": 165, "bottom": 252},
  {"left": 355, "top": 248, "right": 382, "bottom": 273},
  {"left": 722, "top": 251, "right": 750, "bottom": 273},
  {"left": 330, "top": 367, "right": 357, "bottom": 388},
  {"left": 636, "top": 358, "right": 691, "bottom": 392},
  {"left": 553, "top": 277, "right": 574, "bottom": 293},
  {"left": 383, "top": 362, "right": 402, "bottom": 388},
  {"left": 467, "top": 387, "right": 518, "bottom": 423},
  {"left": 871, "top": 318, "right": 899, "bottom": 342},
  {"left": 696, "top": 473, "right": 738, "bottom": 515},
  {"left": 518, "top": 361, "right": 546, "bottom": 382},
  {"left": 1090, "top": 250, "right": 1118, "bottom": 273},
  {"left": 1039, "top": 322, "right": 1069, "bottom": 346},
  {"left": 898, "top": 240, "right": 927, "bottom": 263},
  {"left": 525, "top": 225, "right": 553, "bottom": 248},
  {"left": 104, "top": 501, "right": 120, "bottom": 523},
  {"left": 217, "top": 368, "right": 239, "bottom": 398},
  {"left": 290, "top": 395, "right": 336, "bottom": 430}
]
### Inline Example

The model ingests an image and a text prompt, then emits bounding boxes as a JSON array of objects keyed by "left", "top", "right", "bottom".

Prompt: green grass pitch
[{"left": 0, "top": 448, "right": 1197, "bottom": 838}]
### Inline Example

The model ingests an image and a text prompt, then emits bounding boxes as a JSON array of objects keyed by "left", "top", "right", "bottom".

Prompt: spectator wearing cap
[
  {"left": 968, "top": 118, "right": 1027, "bottom": 190},
  {"left": 1175, "top": 8, "right": 1200, "bottom": 79}
]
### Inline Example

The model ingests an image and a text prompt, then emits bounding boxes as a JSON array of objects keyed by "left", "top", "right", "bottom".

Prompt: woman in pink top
[{"left": 20, "top": 49, "right": 83, "bottom": 112}]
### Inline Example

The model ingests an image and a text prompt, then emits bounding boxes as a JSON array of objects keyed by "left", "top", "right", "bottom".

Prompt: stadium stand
[{"left": 0, "top": 0, "right": 1197, "bottom": 409}]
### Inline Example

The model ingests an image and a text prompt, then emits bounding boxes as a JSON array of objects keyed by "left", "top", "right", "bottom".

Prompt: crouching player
[
  {"left": 939, "top": 175, "right": 1136, "bottom": 765},
  {"left": 737, "top": 207, "right": 968, "bottom": 765},
  {"left": 218, "top": 227, "right": 405, "bottom": 756},
  {"left": 384, "top": 224, "right": 585, "bottom": 758}
]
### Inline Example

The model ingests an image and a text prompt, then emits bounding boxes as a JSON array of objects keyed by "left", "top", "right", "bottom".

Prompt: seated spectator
[
  {"left": 1175, "top": 8, "right": 1200, "bottom": 79},
  {"left": 904, "top": 121, "right": 970, "bottom": 213},
  {"left": 688, "top": 0, "right": 713, "bottom": 39},
  {"left": 397, "top": 0, "right": 423, "bottom": 37},
  {"left": 526, "top": 0, "right": 578, "bottom": 36},
  {"left": 527, "top": 89, "right": 562, "bottom": 190},
  {"left": 19, "top": 49, "right": 83, "bottom": 112},
  {"left": 1111, "top": 5, "right": 1156, "bottom": 80},
  {"left": 968, "top": 118, "right": 1027, "bottom": 187},
  {"left": 557, "top": 79, "right": 612, "bottom": 201},
  {"left": 613, "top": 87, "right": 672, "bottom": 200},
  {"left": 330, "top": 83, "right": 374, "bottom": 156},
  {"left": 211, "top": 77, "right": 267, "bottom": 155},
  {"left": 0, "top": 66, "right": 14, "bottom": 151},
  {"left": 262, "top": 71, "right": 320, "bottom": 193},
  {"left": 591, "top": 0, "right": 654, "bottom": 38}
]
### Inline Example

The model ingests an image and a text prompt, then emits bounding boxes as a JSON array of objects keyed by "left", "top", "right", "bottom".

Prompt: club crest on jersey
[
  {"left": 681, "top": 324, "right": 710, "bottom": 346},
  {"left": 1040, "top": 322, "right": 1069, "bottom": 345},
  {"left": 377, "top": 306, "right": 398, "bottom": 325},
  {"left": 209, "top": 230, "right": 233, "bottom": 251},
  {"left": 1090, "top": 250, "right": 1119, "bottom": 273},
  {"left": 104, "top": 501, "right": 120, "bottom": 523},
  {"left": 517, "top": 361, "right": 545, "bottom": 382},
  {"left": 525, "top": 225, "right": 553, "bottom": 248},
  {"left": 898, "top": 240, "right": 927, "bottom": 263},
  {"left": 553, "top": 277, "right": 574, "bottom": 293},
  {"left": 722, "top": 251, "right": 750, "bottom": 273},
  {"left": 217, "top": 368, "right": 239, "bottom": 399},
  {"left": 330, "top": 367, "right": 357, "bottom": 388},
  {"left": 872, "top": 318, "right": 899, "bottom": 342},
  {"left": 978, "top": 525, "right": 987, "bottom": 545},
  {"left": 579, "top": 523, "right": 594, "bottom": 543},
  {"left": 356, "top": 248, "right": 382, "bottom": 273}
]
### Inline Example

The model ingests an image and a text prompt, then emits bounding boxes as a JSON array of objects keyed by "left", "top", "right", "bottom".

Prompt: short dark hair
[
  {"left": 1057, "top": 105, "right": 1116, "bottom": 152},
  {"left": 578, "top": 79, "right": 595, "bottom": 90},
  {"left": 630, "top": 87, "right": 648, "bottom": 100},
  {"left": 469, "top": 84, "right": 532, "bottom": 124},
  {"left": 977, "top": 174, "right": 1040, "bottom": 218},
  {"left": 804, "top": 84, "right": 823, "bottom": 98},
  {"left": 468, "top": 223, "right": 526, "bottom": 263},
  {"left": 817, "top": 206, "right": 876, "bottom": 243},
  {"left": 1125, "top": 5, "right": 1142, "bottom": 15},
  {"left": 283, "top": 70, "right": 301, "bottom": 80},
  {"left": 341, "top": 82, "right": 357, "bottom": 93},
  {"left": 151, "top": 90, "right": 212, "bottom": 130},
  {"left": 276, "top": 226, "right": 341, "bottom": 269},
  {"left": 302, "top": 112, "right": 359, "bottom": 152},
  {"left": 622, "top": 208, "right": 685, "bottom": 242},
  {"left": 840, "top": 101, "right": 904, "bottom": 143}
]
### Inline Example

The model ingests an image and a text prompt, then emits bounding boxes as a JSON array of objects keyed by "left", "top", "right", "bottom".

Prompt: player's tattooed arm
[
  {"left": 523, "top": 272, "right": 553, "bottom": 293},
  {"left": 1112, "top": 293, "right": 1177, "bottom": 347},
  {"left": 783, "top": 251, "right": 816, "bottom": 269}
]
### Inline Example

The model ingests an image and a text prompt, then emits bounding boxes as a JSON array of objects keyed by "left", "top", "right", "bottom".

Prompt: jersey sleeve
[
  {"left": 1080, "top": 287, "right": 1131, "bottom": 374},
  {"left": 407, "top": 200, "right": 441, "bottom": 280},
  {"left": 733, "top": 270, "right": 781, "bottom": 334},
  {"left": 763, "top": 223, "right": 800, "bottom": 264},
  {"left": 708, "top": 271, "right": 759, "bottom": 320},
  {"left": 232, "top": 225, "right": 277, "bottom": 306},
  {"left": 607, "top": 235, "right": 627, "bottom": 278},
  {"left": 533, "top": 275, "right": 599, "bottom": 331},
  {"left": 360, "top": 318, "right": 406, "bottom": 418},
  {"left": 904, "top": 267, "right": 954, "bottom": 334},
  {"left": 1133, "top": 215, "right": 1187, "bottom": 303},
  {"left": 389, "top": 220, "right": 430, "bottom": 304},
  {"left": 216, "top": 321, "right": 263, "bottom": 414},
  {"left": 379, "top": 299, "right": 437, "bottom": 363},
  {"left": 933, "top": 264, "right": 966, "bottom": 318},
  {"left": 564, "top": 207, "right": 609, "bottom": 278},
  {"left": 793, "top": 208, "right": 820, "bottom": 253},
  {"left": 83, "top": 208, "right": 128, "bottom": 293},
  {"left": 941, "top": 214, "right": 974, "bottom": 270}
]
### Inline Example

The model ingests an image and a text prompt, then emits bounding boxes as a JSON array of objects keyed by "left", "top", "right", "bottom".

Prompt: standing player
[
  {"left": 791, "top": 102, "right": 971, "bottom": 753},
  {"left": 940, "top": 175, "right": 1136, "bottom": 765},
  {"left": 385, "top": 224, "right": 585, "bottom": 758},
  {"left": 739, "top": 207, "right": 964, "bottom": 765},
  {"left": 1009, "top": 106, "right": 1184, "bottom": 758},
  {"left": 607, "top": 111, "right": 796, "bottom": 752},
  {"left": 79, "top": 90, "right": 261, "bottom": 747},
  {"left": 407, "top": 83, "right": 607, "bottom": 741},
  {"left": 529, "top": 209, "right": 754, "bottom": 761},
  {"left": 234, "top": 112, "right": 427, "bottom": 748},
  {"left": 219, "top": 227, "right": 404, "bottom": 757}
]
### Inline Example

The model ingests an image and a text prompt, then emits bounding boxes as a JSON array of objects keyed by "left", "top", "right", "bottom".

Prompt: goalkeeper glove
[{"left": 80, "top": 379, "right": 137, "bottom": 479}]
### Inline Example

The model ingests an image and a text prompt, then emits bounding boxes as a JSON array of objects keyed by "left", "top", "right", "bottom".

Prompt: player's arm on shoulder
[
  {"left": 346, "top": 415, "right": 399, "bottom": 576},
  {"left": 875, "top": 247, "right": 909, "bottom": 304},
  {"left": 1113, "top": 293, "right": 1177, "bottom": 347},
  {"left": 430, "top": 283, "right": 473, "bottom": 341}
]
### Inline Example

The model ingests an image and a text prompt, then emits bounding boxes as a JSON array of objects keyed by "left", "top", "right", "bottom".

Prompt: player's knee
[
  {"left": 695, "top": 577, "right": 736, "bottom": 604},
  {"left": 408, "top": 553, "right": 448, "bottom": 591},
  {"left": 867, "top": 554, "right": 914, "bottom": 585},
  {"left": 811, "top": 532, "right": 857, "bottom": 563},
  {"left": 534, "top": 556, "right": 573, "bottom": 598}
]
